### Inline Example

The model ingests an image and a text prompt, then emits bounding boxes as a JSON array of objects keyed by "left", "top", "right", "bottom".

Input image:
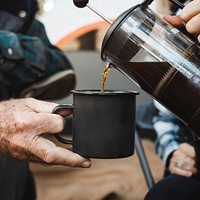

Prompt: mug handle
[{"left": 52, "top": 104, "right": 73, "bottom": 144}]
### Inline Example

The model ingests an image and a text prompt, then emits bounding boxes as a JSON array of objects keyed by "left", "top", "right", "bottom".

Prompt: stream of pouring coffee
[
  {"left": 72, "top": 1, "right": 113, "bottom": 93},
  {"left": 100, "top": 64, "right": 111, "bottom": 93}
]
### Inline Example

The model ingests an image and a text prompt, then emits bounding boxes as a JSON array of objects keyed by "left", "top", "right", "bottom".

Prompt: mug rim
[{"left": 71, "top": 89, "right": 139, "bottom": 96}]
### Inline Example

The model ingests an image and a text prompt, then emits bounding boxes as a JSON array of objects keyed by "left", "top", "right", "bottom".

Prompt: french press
[{"left": 74, "top": 0, "right": 200, "bottom": 136}]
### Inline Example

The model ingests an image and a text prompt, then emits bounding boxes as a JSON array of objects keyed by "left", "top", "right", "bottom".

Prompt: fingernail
[{"left": 82, "top": 161, "right": 91, "bottom": 168}]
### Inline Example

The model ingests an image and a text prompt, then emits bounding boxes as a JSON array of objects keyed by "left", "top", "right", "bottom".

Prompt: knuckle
[
  {"left": 67, "top": 154, "right": 82, "bottom": 167},
  {"left": 179, "top": 143, "right": 188, "bottom": 151},
  {"left": 179, "top": 143, "right": 186, "bottom": 148},
  {"left": 185, "top": 22, "right": 196, "bottom": 35},
  {"left": 54, "top": 115, "right": 65, "bottom": 132},
  {"left": 173, "top": 151, "right": 179, "bottom": 156},
  {"left": 70, "top": 158, "right": 79, "bottom": 167},
  {"left": 13, "top": 116, "right": 29, "bottom": 130},
  {"left": 179, "top": 162, "right": 184, "bottom": 168},
  {"left": 42, "top": 149, "right": 55, "bottom": 164}
]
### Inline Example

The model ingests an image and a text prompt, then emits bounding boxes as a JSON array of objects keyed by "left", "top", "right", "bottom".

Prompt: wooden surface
[{"left": 30, "top": 139, "right": 164, "bottom": 200}]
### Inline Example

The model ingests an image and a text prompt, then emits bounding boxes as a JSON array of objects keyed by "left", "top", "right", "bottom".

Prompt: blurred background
[{"left": 30, "top": 1, "right": 165, "bottom": 200}]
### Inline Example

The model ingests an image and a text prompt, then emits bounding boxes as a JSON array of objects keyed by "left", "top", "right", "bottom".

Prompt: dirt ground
[{"left": 30, "top": 139, "right": 164, "bottom": 200}]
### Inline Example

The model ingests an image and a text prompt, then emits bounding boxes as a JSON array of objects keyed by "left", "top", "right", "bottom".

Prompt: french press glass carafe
[{"left": 101, "top": 0, "right": 200, "bottom": 135}]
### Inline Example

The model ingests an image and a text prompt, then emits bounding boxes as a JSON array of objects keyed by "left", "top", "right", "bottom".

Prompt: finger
[
  {"left": 169, "top": 158, "right": 197, "bottom": 176},
  {"left": 29, "top": 136, "right": 91, "bottom": 168},
  {"left": 24, "top": 98, "right": 58, "bottom": 113},
  {"left": 50, "top": 146, "right": 91, "bottom": 167},
  {"left": 173, "top": 155, "right": 196, "bottom": 167},
  {"left": 163, "top": 15, "right": 184, "bottom": 27},
  {"left": 170, "top": 165, "right": 193, "bottom": 177},
  {"left": 179, "top": 143, "right": 196, "bottom": 158},
  {"left": 177, "top": 160, "right": 197, "bottom": 174},
  {"left": 185, "top": 13, "right": 200, "bottom": 36},
  {"left": 179, "top": 0, "right": 200, "bottom": 23},
  {"left": 35, "top": 113, "right": 65, "bottom": 134},
  {"left": 18, "top": 112, "right": 66, "bottom": 134},
  {"left": 172, "top": 149, "right": 185, "bottom": 159},
  {"left": 26, "top": 98, "right": 73, "bottom": 118}
]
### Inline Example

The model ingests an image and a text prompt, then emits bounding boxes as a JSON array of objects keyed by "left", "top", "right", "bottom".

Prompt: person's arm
[
  {"left": 0, "top": 98, "right": 91, "bottom": 168},
  {"left": 153, "top": 101, "right": 193, "bottom": 175},
  {"left": 0, "top": 20, "right": 75, "bottom": 96},
  {"left": 153, "top": 101, "right": 183, "bottom": 165},
  {"left": 26, "top": 19, "right": 74, "bottom": 75}
]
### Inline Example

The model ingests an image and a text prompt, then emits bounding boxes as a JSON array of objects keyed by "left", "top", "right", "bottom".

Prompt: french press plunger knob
[{"left": 73, "top": 0, "right": 88, "bottom": 8}]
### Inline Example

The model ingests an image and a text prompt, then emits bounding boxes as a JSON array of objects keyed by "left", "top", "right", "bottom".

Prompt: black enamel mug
[{"left": 52, "top": 90, "right": 139, "bottom": 159}]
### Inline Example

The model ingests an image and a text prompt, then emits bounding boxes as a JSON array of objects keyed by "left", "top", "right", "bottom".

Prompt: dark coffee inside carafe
[
  {"left": 101, "top": 3, "right": 200, "bottom": 135},
  {"left": 121, "top": 61, "right": 200, "bottom": 133}
]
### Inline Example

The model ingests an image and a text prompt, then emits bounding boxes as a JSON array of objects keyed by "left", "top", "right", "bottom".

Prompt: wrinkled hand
[
  {"left": 163, "top": 0, "right": 200, "bottom": 42},
  {"left": 169, "top": 143, "right": 197, "bottom": 177},
  {"left": 0, "top": 98, "right": 91, "bottom": 168}
]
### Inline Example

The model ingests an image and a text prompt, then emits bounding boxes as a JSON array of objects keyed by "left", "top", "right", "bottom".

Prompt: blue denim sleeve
[{"left": 0, "top": 20, "right": 74, "bottom": 88}]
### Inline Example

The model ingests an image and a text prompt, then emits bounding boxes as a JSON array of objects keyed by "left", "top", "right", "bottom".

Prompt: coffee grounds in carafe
[{"left": 122, "top": 61, "right": 200, "bottom": 134}]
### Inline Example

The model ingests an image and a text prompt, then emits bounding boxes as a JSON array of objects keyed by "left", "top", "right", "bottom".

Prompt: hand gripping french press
[{"left": 74, "top": 0, "right": 200, "bottom": 136}]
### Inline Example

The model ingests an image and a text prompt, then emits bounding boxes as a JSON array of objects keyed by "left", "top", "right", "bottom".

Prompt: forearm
[{"left": 0, "top": 23, "right": 74, "bottom": 94}]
